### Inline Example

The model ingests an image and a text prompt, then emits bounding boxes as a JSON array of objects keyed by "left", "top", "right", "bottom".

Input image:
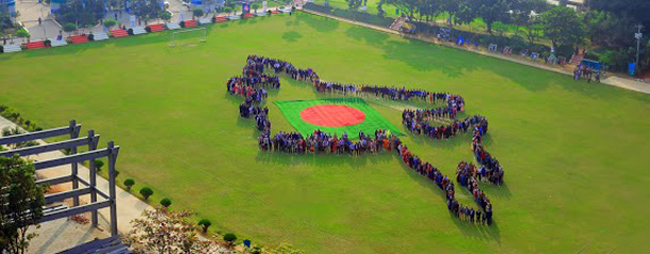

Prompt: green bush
[
  {"left": 223, "top": 233, "right": 237, "bottom": 243},
  {"left": 193, "top": 9, "right": 204, "bottom": 19},
  {"left": 160, "top": 198, "right": 172, "bottom": 207},
  {"left": 180, "top": 21, "right": 185, "bottom": 28},
  {"left": 600, "top": 48, "right": 633, "bottom": 72},
  {"left": 63, "top": 23, "right": 77, "bottom": 34},
  {"left": 127, "top": 28, "right": 134, "bottom": 35},
  {"left": 145, "top": 26, "right": 152, "bottom": 33},
  {"left": 124, "top": 178, "right": 135, "bottom": 190},
  {"left": 94, "top": 160, "right": 104, "bottom": 171},
  {"left": 223, "top": 6, "right": 233, "bottom": 15},
  {"left": 87, "top": 33, "right": 94, "bottom": 41},
  {"left": 103, "top": 19, "right": 117, "bottom": 29},
  {"left": 139, "top": 187, "right": 154, "bottom": 200},
  {"left": 198, "top": 219, "right": 212, "bottom": 232}
]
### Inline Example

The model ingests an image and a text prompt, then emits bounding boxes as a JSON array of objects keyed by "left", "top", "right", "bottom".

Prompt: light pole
[{"left": 635, "top": 24, "right": 644, "bottom": 67}]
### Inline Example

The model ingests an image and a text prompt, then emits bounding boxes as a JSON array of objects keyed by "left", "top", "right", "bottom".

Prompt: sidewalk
[
  {"left": 0, "top": 116, "right": 152, "bottom": 236},
  {"left": 301, "top": 9, "right": 650, "bottom": 95}
]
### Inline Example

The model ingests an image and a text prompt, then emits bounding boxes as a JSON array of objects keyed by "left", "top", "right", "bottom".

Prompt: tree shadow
[
  {"left": 282, "top": 31, "right": 303, "bottom": 42},
  {"left": 295, "top": 12, "right": 339, "bottom": 33},
  {"left": 344, "top": 25, "right": 389, "bottom": 46}
]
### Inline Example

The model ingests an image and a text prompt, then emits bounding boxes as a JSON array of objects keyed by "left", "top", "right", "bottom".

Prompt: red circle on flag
[{"left": 300, "top": 105, "right": 366, "bottom": 127}]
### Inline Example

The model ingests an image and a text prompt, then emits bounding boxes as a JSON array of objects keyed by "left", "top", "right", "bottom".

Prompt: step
[
  {"left": 255, "top": 12, "right": 267, "bottom": 17},
  {"left": 198, "top": 18, "right": 212, "bottom": 25},
  {"left": 131, "top": 26, "right": 147, "bottom": 35},
  {"left": 48, "top": 38, "right": 68, "bottom": 47},
  {"left": 92, "top": 32, "right": 109, "bottom": 41},
  {"left": 110, "top": 29, "right": 129, "bottom": 38},
  {"left": 243, "top": 13, "right": 254, "bottom": 19},
  {"left": 2, "top": 44, "right": 22, "bottom": 53},
  {"left": 69, "top": 35, "right": 89, "bottom": 44},
  {"left": 215, "top": 16, "right": 228, "bottom": 23},
  {"left": 166, "top": 23, "right": 181, "bottom": 30},
  {"left": 228, "top": 15, "right": 240, "bottom": 20},
  {"left": 26, "top": 40, "right": 45, "bottom": 50},
  {"left": 148, "top": 24, "right": 165, "bottom": 33},
  {"left": 184, "top": 20, "right": 197, "bottom": 28}
]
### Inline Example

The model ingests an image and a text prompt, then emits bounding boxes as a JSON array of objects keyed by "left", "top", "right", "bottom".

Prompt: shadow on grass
[
  {"left": 255, "top": 148, "right": 396, "bottom": 168},
  {"left": 295, "top": 12, "right": 340, "bottom": 33},
  {"left": 282, "top": 31, "right": 303, "bottom": 42},
  {"left": 397, "top": 149, "right": 502, "bottom": 242}
]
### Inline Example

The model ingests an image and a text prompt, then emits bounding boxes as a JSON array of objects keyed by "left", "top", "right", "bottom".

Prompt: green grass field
[{"left": 1, "top": 12, "right": 649, "bottom": 253}]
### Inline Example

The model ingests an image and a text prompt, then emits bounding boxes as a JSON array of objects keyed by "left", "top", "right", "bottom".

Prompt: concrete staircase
[
  {"left": 131, "top": 26, "right": 147, "bottom": 35},
  {"left": 3, "top": 44, "right": 22, "bottom": 53},
  {"left": 166, "top": 23, "right": 181, "bottom": 30},
  {"left": 49, "top": 38, "right": 68, "bottom": 47},
  {"left": 93, "top": 32, "right": 110, "bottom": 41},
  {"left": 390, "top": 17, "right": 407, "bottom": 31}
]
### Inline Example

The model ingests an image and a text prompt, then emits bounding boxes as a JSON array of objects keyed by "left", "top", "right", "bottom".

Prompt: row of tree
[{"left": 341, "top": 0, "right": 649, "bottom": 72}]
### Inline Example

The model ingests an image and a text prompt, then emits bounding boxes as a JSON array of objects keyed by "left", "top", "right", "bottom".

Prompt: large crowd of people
[{"left": 226, "top": 55, "right": 504, "bottom": 225}]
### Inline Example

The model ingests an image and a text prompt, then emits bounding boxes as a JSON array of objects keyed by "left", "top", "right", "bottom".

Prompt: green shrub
[
  {"left": 160, "top": 198, "right": 172, "bottom": 207},
  {"left": 94, "top": 160, "right": 104, "bottom": 171},
  {"left": 63, "top": 23, "right": 77, "bottom": 34},
  {"left": 223, "top": 233, "right": 237, "bottom": 243},
  {"left": 124, "top": 178, "right": 135, "bottom": 190},
  {"left": 103, "top": 19, "right": 117, "bottom": 29},
  {"left": 180, "top": 21, "right": 185, "bottom": 28},
  {"left": 127, "top": 28, "right": 134, "bottom": 35},
  {"left": 198, "top": 219, "right": 212, "bottom": 232},
  {"left": 139, "top": 187, "right": 154, "bottom": 200},
  {"left": 87, "top": 33, "right": 94, "bottom": 41},
  {"left": 145, "top": 26, "right": 152, "bottom": 33},
  {"left": 193, "top": 9, "right": 204, "bottom": 19}
]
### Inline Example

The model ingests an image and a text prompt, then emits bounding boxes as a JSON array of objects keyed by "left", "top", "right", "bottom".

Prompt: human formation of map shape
[{"left": 226, "top": 55, "right": 505, "bottom": 225}]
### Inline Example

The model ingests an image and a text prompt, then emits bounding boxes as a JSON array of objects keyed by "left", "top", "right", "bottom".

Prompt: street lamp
[{"left": 635, "top": 24, "right": 643, "bottom": 67}]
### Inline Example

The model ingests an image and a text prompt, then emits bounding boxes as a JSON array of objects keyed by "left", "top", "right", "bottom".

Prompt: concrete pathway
[
  {"left": 301, "top": 9, "right": 650, "bottom": 95},
  {"left": 0, "top": 116, "right": 153, "bottom": 236}
]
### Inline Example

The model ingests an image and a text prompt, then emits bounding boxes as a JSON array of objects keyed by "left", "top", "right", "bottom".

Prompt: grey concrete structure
[{"left": 0, "top": 120, "right": 121, "bottom": 236}]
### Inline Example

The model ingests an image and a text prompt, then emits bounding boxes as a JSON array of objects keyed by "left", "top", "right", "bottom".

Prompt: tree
[
  {"left": 223, "top": 6, "right": 233, "bottom": 16},
  {"left": 589, "top": 0, "right": 650, "bottom": 28},
  {"left": 160, "top": 198, "right": 172, "bottom": 208},
  {"left": 139, "top": 187, "right": 154, "bottom": 200},
  {"left": 125, "top": 207, "right": 224, "bottom": 254},
  {"left": 15, "top": 28, "right": 29, "bottom": 42},
  {"left": 384, "top": 0, "right": 418, "bottom": 19},
  {"left": 62, "top": 23, "right": 77, "bottom": 35},
  {"left": 192, "top": 9, "right": 204, "bottom": 19},
  {"left": 468, "top": 0, "right": 512, "bottom": 33},
  {"left": 124, "top": 178, "right": 135, "bottom": 191},
  {"left": 198, "top": 219, "right": 212, "bottom": 233},
  {"left": 223, "top": 233, "right": 237, "bottom": 245},
  {"left": 344, "top": 0, "right": 363, "bottom": 10},
  {"left": 132, "top": 0, "right": 163, "bottom": 25},
  {"left": 94, "top": 160, "right": 104, "bottom": 172},
  {"left": 0, "top": 155, "right": 46, "bottom": 254},
  {"left": 540, "top": 6, "right": 585, "bottom": 48},
  {"left": 159, "top": 11, "right": 172, "bottom": 23},
  {"left": 583, "top": 10, "right": 636, "bottom": 48},
  {"left": 2, "top": 127, "right": 38, "bottom": 149},
  {"left": 251, "top": 3, "right": 261, "bottom": 13},
  {"left": 103, "top": 18, "right": 117, "bottom": 30},
  {"left": 510, "top": 0, "right": 549, "bottom": 35},
  {"left": 56, "top": 0, "right": 106, "bottom": 27}
]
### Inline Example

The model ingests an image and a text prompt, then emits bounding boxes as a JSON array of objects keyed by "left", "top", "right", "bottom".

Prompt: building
[{"left": 0, "top": 0, "right": 16, "bottom": 18}]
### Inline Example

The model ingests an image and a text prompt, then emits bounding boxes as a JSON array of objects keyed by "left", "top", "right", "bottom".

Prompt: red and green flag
[{"left": 274, "top": 98, "right": 403, "bottom": 138}]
